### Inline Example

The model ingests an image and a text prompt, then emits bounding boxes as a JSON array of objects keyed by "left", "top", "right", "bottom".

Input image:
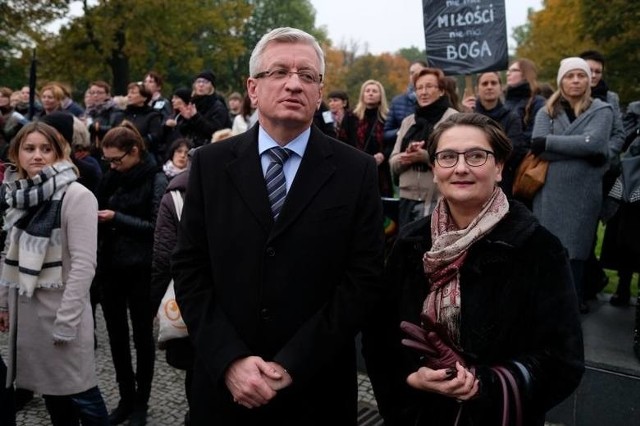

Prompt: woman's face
[
  {"left": 328, "top": 97, "right": 346, "bottom": 114},
  {"left": 561, "top": 69, "right": 590, "bottom": 101},
  {"left": 19, "top": 131, "right": 58, "bottom": 178},
  {"left": 41, "top": 89, "right": 60, "bottom": 112},
  {"left": 433, "top": 125, "right": 503, "bottom": 222},
  {"left": 102, "top": 146, "right": 139, "bottom": 172},
  {"left": 415, "top": 74, "right": 444, "bottom": 107},
  {"left": 194, "top": 78, "right": 213, "bottom": 96},
  {"left": 172, "top": 96, "right": 187, "bottom": 112},
  {"left": 0, "top": 92, "right": 10, "bottom": 108},
  {"left": 127, "top": 86, "right": 146, "bottom": 107},
  {"left": 506, "top": 62, "right": 524, "bottom": 86},
  {"left": 172, "top": 144, "right": 190, "bottom": 169},
  {"left": 362, "top": 84, "right": 381, "bottom": 108}
]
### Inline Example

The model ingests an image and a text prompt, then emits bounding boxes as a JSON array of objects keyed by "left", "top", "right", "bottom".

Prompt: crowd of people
[{"left": 0, "top": 25, "right": 638, "bottom": 426}]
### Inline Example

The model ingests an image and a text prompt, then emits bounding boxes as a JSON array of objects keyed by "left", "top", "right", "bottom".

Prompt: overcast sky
[{"left": 310, "top": 0, "right": 543, "bottom": 54}]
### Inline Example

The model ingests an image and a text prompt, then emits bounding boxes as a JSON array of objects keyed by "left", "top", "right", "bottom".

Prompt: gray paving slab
[{"left": 1, "top": 306, "right": 376, "bottom": 425}]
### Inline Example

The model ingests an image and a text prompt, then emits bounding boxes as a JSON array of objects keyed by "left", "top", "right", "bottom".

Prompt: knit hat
[
  {"left": 195, "top": 70, "right": 216, "bottom": 86},
  {"left": 173, "top": 87, "right": 192, "bottom": 104},
  {"left": 40, "top": 111, "right": 74, "bottom": 144},
  {"left": 557, "top": 57, "right": 592, "bottom": 87}
]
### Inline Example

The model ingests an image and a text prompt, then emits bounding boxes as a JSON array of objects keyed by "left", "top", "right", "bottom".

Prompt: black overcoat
[
  {"left": 363, "top": 201, "right": 584, "bottom": 426},
  {"left": 172, "top": 124, "right": 385, "bottom": 425}
]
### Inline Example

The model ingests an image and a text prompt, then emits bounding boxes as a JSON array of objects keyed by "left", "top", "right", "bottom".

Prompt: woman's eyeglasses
[
  {"left": 433, "top": 149, "right": 495, "bottom": 168},
  {"left": 101, "top": 149, "right": 131, "bottom": 165}
]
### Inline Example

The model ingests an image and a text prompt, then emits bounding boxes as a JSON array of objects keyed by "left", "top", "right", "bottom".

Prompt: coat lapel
[
  {"left": 269, "top": 127, "right": 336, "bottom": 241},
  {"left": 225, "top": 127, "right": 273, "bottom": 233}
]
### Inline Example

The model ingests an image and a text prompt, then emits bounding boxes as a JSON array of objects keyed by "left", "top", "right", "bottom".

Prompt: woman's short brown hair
[
  {"left": 412, "top": 67, "right": 446, "bottom": 90},
  {"left": 127, "top": 81, "right": 153, "bottom": 103},
  {"left": 427, "top": 113, "right": 513, "bottom": 164}
]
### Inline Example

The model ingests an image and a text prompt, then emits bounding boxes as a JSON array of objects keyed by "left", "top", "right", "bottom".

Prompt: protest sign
[{"left": 423, "top": 0, "right": 508, "bottom": 75}]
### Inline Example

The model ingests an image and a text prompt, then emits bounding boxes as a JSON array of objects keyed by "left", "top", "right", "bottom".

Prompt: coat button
[{"left": 266, "top": 247, "right": 276, "bottom": 257}]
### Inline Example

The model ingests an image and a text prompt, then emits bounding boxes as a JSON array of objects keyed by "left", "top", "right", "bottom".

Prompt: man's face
[
  {"left": 247, "top": 42, "right": 322, "bottom": 135},
  {"left": 144, "top": 75, "right": 160, "bottom": 94},
  {"left": 409, "top": 63, "right": 425, "bottom": 86},
  {"left": 585, "top": 59, "right": 603, "bottom": 87}
]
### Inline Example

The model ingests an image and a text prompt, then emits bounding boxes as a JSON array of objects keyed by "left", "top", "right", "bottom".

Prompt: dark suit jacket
[{"left": 172, "top": 124, "right": 385, "bottom": 425}]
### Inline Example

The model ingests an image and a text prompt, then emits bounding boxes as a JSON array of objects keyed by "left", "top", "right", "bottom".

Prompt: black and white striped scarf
[{"left": 0, "top": 161, "right": 77, "bottom": 297}]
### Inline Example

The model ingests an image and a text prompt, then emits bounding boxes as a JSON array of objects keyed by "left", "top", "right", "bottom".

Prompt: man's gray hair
[{"left": 249, "top": 27, "right": 325, "bottom": 78}]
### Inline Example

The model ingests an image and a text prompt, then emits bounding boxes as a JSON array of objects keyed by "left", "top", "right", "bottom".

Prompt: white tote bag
[{"left": 157, "top": 190, "right": 188, "bottom": 343}]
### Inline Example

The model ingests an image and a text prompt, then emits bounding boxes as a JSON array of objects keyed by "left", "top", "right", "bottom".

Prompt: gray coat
[
  {"left": 532, "top": 98, "right": 613, "bottom": 260},
  {"left": 0, "top": 183, "right": 99, "bottom": 395}
]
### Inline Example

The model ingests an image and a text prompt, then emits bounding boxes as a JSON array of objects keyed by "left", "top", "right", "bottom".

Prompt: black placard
[{"left": 423, "top": 0, "right": 508, "bottom": 75}]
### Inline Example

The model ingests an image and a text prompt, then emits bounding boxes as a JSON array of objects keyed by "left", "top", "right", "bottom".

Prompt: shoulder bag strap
[{"left": 170, "top": 190, "right": 184, "bottom": 221}]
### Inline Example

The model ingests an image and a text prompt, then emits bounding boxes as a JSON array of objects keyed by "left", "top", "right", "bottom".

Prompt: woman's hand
[
  {"left": 461, "top": 96, "right": 476, "bottom": 112},
  {"left": 399, "top": 141, "right": 427, "bottom": 166},
  {"left": 97, "top": 209, "right": 115, "bottom": 223},
  {"left": 0, "top": 311, "right": 9, "bottom": 332},
  {"left": 406, "top": 361, "right": 479, "bottom": 401},
  {"left": 373, "top": 152, "right": 385, "bottom": 166},
  {"left": 165, "top": 118, "right": 177, "bottom": 128}
]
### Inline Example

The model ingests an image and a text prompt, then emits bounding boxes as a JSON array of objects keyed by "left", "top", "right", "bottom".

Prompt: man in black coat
[{"left": 172, "top": 27, "right": 385, "bottom": 425}]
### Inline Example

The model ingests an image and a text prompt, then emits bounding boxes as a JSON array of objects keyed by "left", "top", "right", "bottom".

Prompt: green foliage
[
  {"left": 579, "top": 0, "right": 640, "bottom": 105},
  {"left": 396, "top": 47, "right": 427, "bottom": 64}
]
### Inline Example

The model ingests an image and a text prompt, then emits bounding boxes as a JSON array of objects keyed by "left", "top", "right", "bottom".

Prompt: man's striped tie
[{"left": 265, "top": 147, "right": 292, "bottom": 220}]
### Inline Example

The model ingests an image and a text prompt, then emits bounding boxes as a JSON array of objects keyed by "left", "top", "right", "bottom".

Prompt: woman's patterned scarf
[
  {"left": 0, "top": 161, "right": 77, "bottom": 297},
  {"left": 422, "top": 187, "right": 509, "bottom": 346}
]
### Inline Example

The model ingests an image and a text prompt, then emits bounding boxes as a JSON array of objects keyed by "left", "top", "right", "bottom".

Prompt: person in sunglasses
[
  {"left": 95, "top": 121, "right": 168, "bottom": 426},
  {"left": 364, "top": 113, "right": 584, "bottom": 426}
]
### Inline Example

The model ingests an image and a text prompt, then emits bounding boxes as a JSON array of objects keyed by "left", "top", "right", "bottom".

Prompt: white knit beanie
[{"left": 557, "top": 57, "right": 592, "bottom": 87}]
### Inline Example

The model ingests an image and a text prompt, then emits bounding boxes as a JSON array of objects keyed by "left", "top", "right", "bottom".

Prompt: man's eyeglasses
[
  {"left": 101, "top": 149, "right": 131, "bottom": 165},
  {"left": 433, "top": 149, "right": 495, "bottom": 168},
  {"left": 254, "top": 68, "right": 322, "bottom": 84}
]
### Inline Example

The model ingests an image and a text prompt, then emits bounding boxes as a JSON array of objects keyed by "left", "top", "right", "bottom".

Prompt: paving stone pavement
[{"left": 1, "top": 306, "right": 377, "bottom": 425}]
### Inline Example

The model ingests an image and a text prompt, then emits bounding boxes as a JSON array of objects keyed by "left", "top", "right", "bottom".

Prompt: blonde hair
[
  {"left": 352, "top": 80, "right": 389, "bottom": 122},
  {"left": 9, "top": 122, "right": 76, "bottom": 178},
  {"left": 546, "top": 85, "right": 592, "bottom": 118},
  {"left": 212, "top": 128, "right": 233, "bottom": 143},
  {"left": 72, "top": 116, "right": 91, "bottom": 150}
]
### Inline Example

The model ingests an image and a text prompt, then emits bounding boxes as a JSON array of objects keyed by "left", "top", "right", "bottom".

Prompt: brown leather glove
[{"left": 400, "top": 318, "right": 465, "bottom": 370}]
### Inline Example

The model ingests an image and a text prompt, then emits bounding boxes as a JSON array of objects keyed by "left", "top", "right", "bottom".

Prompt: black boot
[
  {"left": 634, "top": 295, "right": 640, "bottom": 362},
  {"left": 108, "top": 399, "right": 134, "bottom": 425},
  {"left": 128, "top": 403, "right": 148, "bottom": 426},
  {"left": 610, "top": 270, "right": 632, "bottom": 307},
  {"left": 109, "top": 382, "right": 135, "bottom": 425}
]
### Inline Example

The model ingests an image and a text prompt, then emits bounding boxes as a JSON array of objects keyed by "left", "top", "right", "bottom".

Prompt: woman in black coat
[
  {"left": 363, "top": 113, "right": 584, "bottom": 426},
  {"left": 123, "top": 82, "right": 164, "bottom": 164},
  {"left": 96, "top": 122, "right": 168, "bottom": 425},
  {"left": 179, "top": 70, "right": 231, "bottom": 147},
  {"left": 150, "top": 169, "right": 194, "bottom": 424}
]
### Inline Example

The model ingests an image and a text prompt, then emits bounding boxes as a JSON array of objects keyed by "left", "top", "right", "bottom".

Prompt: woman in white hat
[{"left": 531, "top": 57, "right": 614, "bottom": 313}]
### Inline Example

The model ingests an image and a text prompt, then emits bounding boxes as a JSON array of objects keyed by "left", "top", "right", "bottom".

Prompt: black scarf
[
  {"left": 475, "top": 100, "right": 510, "bottom": 122},
  {"left": 401, "top": 95, "right": 450, "bottom": 153},
  {"left": 505, "top": 82, "right": 532, "bottom": 102},
  {"left": 400, "top": 96, "right": 450, "bottom": 172},
  {"left": 590, "top": 79, "right": 609, "bottom": 102}
]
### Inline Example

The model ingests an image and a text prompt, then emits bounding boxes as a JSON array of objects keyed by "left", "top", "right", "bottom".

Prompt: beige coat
[
  {"left": 0, "top": 182, "right": 99, "bottom": 395},
  {"left": 389, "top": 108, "right": 458, "bottom": 212}
]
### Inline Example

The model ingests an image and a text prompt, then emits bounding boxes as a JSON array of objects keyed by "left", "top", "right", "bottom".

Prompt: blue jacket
[{"left": 383, "top": 87, "right": 417, "bottom": 143}]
